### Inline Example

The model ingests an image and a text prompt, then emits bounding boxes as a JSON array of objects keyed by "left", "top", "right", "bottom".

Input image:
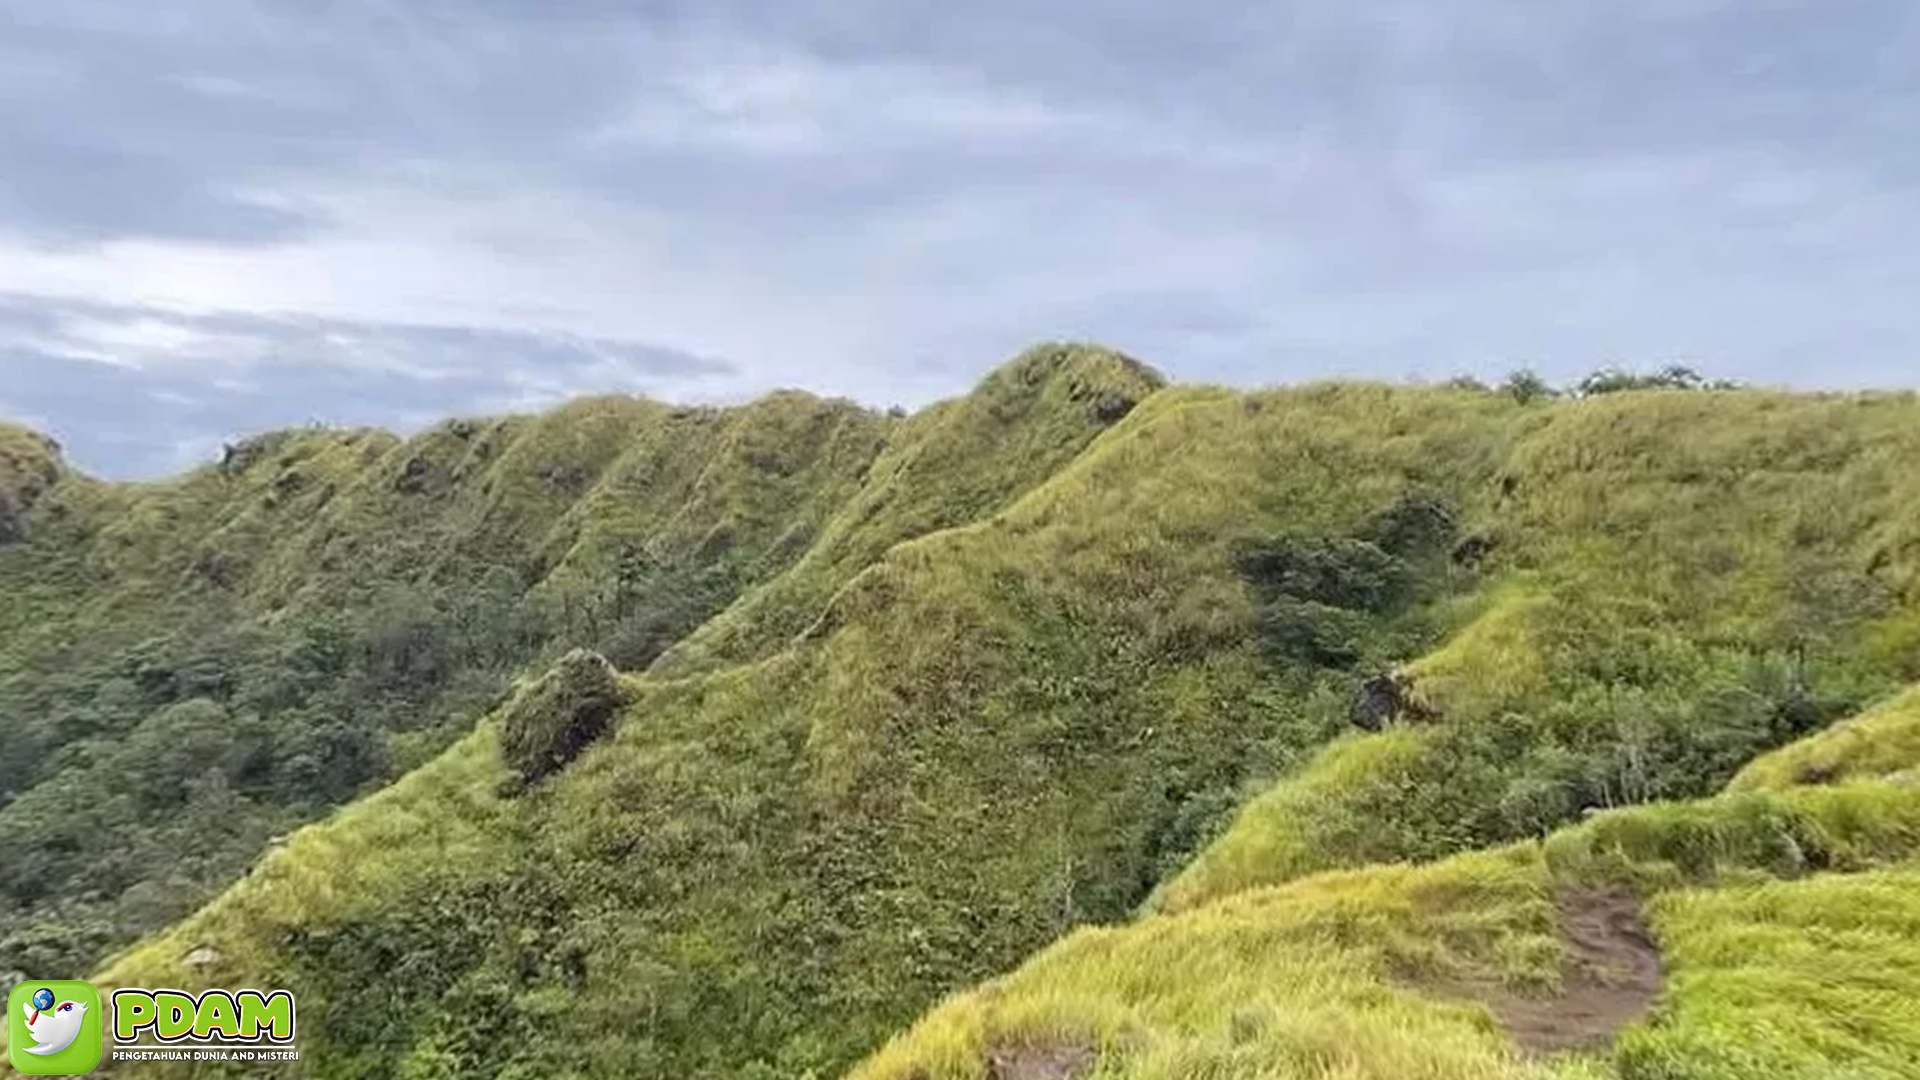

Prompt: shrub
[
  {"left": 498, "top": 650, "right": 625, "bottom": 788},
  {"left": 1499, "top": 369, "right": 1556, "bottom": 404}
]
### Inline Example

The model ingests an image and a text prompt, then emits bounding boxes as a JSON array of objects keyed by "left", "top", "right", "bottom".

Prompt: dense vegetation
[
  {"left": 3, "top": 348, "right": 1919, "bottom": 1080},
  {"left": 0, "top": 395, "right": 879, "bottom": 977},
  {"left": 854, "top": 775, "right": 1920, "bottom": 1080},
  {"left": 0, "top": 357, "right": 1147, "bottom": 984}
]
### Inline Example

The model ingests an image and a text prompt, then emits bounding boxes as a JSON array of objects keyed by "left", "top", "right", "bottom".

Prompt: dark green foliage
[
  {"left": 1237, "top": 490, "right": 1462, "bottom": 669},
  {"left": 1240, "top": 536, "right": 1412, "bottom": 615},
  {"left": 498, "top": 650, "right": 624, "bottom": 787},
  {"left": 0, "top": 424, "right": 63, "bottom": 546},
  {"left": 1359, "top": 489, "right": 1459, "bottom": 560},
  {"left": 1499, "top": 369, "right": 1556, "bottom": 404}
]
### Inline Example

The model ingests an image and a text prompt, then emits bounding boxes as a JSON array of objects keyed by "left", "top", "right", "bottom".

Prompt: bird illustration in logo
[{"left": 20, "top": 991, "right": 88, "bottom": 1057}]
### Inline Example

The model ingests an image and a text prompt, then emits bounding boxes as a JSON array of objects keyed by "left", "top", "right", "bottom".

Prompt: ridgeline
[{"left": 3, "top": 346, "right": 1919, "bottom": 1079}]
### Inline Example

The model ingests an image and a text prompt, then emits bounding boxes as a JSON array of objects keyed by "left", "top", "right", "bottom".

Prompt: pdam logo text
[
  {"left": 6, "top": 981, "right": 299, "bottom": 1074},
  {"left": 111, "top": 989, "right": 299, "bottom": 1065}
]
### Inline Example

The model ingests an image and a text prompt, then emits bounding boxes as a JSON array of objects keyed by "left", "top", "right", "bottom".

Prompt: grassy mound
[{"left": 497, "top": 649, "right": 626, "bottom": 788}]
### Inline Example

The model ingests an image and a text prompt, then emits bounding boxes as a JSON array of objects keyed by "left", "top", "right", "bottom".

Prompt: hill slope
[
  {"left": 0, "top": 348, "right": 1142, "bottom": 984},
  {"left": 849, "top": 756, "right": 1920, "bottom": 1080},
  {"left": 6, "top": 356, "right": 1920, "bottom": 1080}
]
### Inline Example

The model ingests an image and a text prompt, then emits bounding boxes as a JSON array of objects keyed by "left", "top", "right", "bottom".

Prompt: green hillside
[
  {"left": 851, "top": 772, "right": 1920, "bottom": 1080},
  {"left": 0, "top": 350, "right": 1141, "bottom": 986},
  {"left": 5, "top": 350, "right": 1920, "bottom": 1080},
  {"left": 0, "top": 397, "right": 863, "bottom": 969}
]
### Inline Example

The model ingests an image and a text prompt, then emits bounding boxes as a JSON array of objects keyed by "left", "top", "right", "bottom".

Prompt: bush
[
  {"left": 1237, "top": 537, "right": 1410, "bottom": 614},
  {"left": 1499, "top": 369, "right": 1556, "bottom": 404},
  {"left": 498, "top": 650, "right": 625, "bottom": 788}
]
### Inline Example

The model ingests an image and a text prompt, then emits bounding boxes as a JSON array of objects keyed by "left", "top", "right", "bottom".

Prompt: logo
[
  {"left": 107, "top": 989, "right": 300, "bottom": 1065},
  {"left": 8, "top": 982, "right": 300, "bottom": 1070},
  {"left": 7, "top": 979, "right": 103, "bottom": 1075}
]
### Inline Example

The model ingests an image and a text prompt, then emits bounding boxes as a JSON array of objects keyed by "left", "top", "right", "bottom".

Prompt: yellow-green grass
[
  {"left": 76, "top": 374, "right": 1534, "bottom": 1077},
  {"left": 1731, "top": 682, "right": 1920, "bottom": 792},
  {"left": 849, "top": 780, "right": 1920, "bottom": 1080},
  {"left": 1146, "top": 727, "right": 1445, "bottom": 915},
  {"left": 30, "top": 371, "right": 1920, "bottom": 1079},
  {"left": 1613, "top": 867, "right": 1920, "bottom": 1080},
  {"left": 650, "top": 343, "right": 1166, "bottom": 676},
  {"left": 848, "top": 855, "right": 1558, "bottom": 1080}
]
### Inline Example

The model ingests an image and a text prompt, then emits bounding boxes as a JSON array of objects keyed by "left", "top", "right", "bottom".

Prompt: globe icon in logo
[{"left": 30, "top": 987, "right": 55, "bottom": 1012}]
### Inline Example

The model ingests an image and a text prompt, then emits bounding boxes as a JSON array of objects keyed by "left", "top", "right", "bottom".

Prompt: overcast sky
[{"left": 2, "top": 1, "right": 1917, "bottom": 477}]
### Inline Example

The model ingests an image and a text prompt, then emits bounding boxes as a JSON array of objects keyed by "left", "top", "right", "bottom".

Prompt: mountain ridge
[
  {"left": 5, "top": 350, "right": 1920, "bottom": 1080},
  {"left": 0, "top": 343, "right": 1149, "bottom": 989}
]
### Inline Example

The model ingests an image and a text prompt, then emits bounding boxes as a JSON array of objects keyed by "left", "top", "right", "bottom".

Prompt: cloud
[
  {"left": 0, "top": 293, "right": 735, "bottom": 477},
  {"left": 2, "top": 0, "right": 1919, "bottom": 476}
]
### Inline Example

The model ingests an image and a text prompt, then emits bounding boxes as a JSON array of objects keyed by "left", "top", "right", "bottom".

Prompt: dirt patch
[
  {"left": 1441, "top": 888, "right": 1666, "bottom": 1056},
  {"left": 985, "top": 1041, "right": 1095, "bottom": 1080}
]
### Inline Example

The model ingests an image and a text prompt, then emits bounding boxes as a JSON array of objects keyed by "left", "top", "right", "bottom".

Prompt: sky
[{"left": 1, "top": 1, "right": 1917, "bottom": 477}]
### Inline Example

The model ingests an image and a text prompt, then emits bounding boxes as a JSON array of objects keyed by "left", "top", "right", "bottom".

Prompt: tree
[
  {"left": 1575, "top": 364, "right": 1707, "bottom": 396},
  {"left": 357, "top": 587, "right": 454, "bottom": 692},
  {"left": 1499, "top": 369, "right": 1556, "bottom": 405}
]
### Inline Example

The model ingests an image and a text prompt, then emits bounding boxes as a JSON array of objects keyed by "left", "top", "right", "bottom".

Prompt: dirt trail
[
  {"left": 985, "top": 1043, "right": 1095, "bottom": 1080},
  {"left": 978, "top": 890, "right": 1662, "bottom": 1077},
  {"left": 1475, "top": 888, "right": 1667, "bottom": 1055}
]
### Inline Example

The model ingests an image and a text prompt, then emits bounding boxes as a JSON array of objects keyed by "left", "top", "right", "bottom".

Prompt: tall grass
[
  {"left": 852, "top": 781, "right": 1920, "bottom": 1080},
  {"left": 34, "top": 367, "right": 1920, "bottom": 1079}
]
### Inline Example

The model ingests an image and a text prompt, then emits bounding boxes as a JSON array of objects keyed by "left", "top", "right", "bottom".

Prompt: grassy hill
[
  {"left": 0, "top": 349, "right": 1146, "bottom": 985},
  {"left": 5, "top": 350, "right": 1920, "bottom": 1079},
  {"left": 850, "top": 766, "right": 1920, "bottom": 1080}
]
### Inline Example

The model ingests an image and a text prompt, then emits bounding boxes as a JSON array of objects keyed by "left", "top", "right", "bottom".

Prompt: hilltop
[
  {"left": 3, "top": 349, "right": 1920, "bottom": 1079},
  {"left": 0, "top": 422, "right": 64, "bottom": 545}
]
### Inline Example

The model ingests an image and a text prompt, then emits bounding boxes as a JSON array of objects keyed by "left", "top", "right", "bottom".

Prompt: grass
[
  {"left": 1615, "top": 867, "right": 1920, "bottom": 1080},
  {"left": 850, "top": 778, "right": 1920, "bottom": 1080},
  {"left": 0, "top": 391, "right": 894, "bottom": 979},
  {"left": 9, "top": 361, "right": 1920, "bottom": 1079},
  {"left": 650, "top": 344, "right": 1166, "bottom": 676},
  {"left": 1730, "top": 682, "right": 1920, "bottom": 792}
]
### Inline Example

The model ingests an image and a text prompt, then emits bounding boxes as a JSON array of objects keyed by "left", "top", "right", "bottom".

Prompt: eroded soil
[
  {"left": 985, "top": 1041, "right": 1097, "bottom": 1080},
  {"left": 1472, "top": 888, "right": 1667, "bottom": 1055}
]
